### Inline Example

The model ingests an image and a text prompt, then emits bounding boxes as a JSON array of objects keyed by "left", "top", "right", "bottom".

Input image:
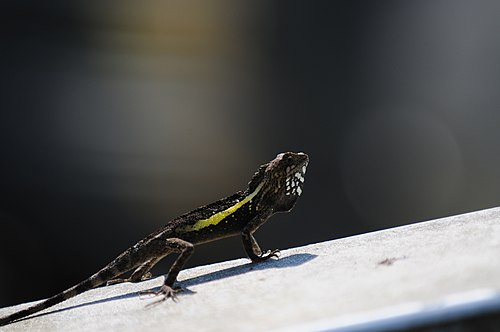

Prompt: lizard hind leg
[
  {"left": 107, "top": 258, "right": 160, "bottom": 285},
  {"left": 140, "top": 238, "right": 194, "bottom": 303}
]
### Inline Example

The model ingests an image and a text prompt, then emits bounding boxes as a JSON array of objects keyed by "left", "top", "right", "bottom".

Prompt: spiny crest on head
[{"left": 248, "top": 162, "right": 269, "bottom": 192}]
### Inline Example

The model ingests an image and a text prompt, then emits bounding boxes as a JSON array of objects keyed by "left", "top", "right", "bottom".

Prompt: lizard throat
[{"left": 177, "top": 182, "right": 265, "bottom": 232}]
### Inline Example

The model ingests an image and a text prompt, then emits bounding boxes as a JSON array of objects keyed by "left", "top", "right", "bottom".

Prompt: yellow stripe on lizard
[{"left": 179, "top": 182, "right": 264, "bottom": 232}]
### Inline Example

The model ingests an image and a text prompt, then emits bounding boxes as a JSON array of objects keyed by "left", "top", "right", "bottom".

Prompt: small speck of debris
[{"left": 378, "top": 256, "right": 407, "bottom": 266}]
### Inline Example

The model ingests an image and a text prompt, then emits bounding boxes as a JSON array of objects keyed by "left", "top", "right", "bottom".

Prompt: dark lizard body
[{"left": 0, "top": 152, "right": 309, "bottom": 326}]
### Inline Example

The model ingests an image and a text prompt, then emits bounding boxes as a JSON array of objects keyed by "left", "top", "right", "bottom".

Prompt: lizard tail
[{"left": 0, "top": 267, "right": 118, "bottom": 326}]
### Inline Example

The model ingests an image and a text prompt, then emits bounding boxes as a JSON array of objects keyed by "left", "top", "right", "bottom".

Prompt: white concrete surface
[{"left": 1, "top": 207, "right": 500, "bottom": 331}]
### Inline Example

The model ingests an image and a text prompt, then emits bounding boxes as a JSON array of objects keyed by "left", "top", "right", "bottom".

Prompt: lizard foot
[
  {"left": 253, "top": 249, "right": 280, "bottom": 262},
  {"left": 106, "top": 278, "right": 129, "bottom": 286},
  {"left": 107, "top": 272, "right": 153, "bottom": 285},
  {"left": 141, "top": 272, "right": 153, "bottom": 281},
  {"left": 140, "top": 285, "right": 182, "bottom": 307}
]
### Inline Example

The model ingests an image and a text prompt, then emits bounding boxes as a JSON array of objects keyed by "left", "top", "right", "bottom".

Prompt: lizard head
[{"left": 248, "top": 152, "right": 309, "bottom": 213}]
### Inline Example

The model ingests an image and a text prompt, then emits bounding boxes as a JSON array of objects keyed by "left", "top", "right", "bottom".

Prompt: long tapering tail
[{"left": 0, "top": 268, "right": 115, "bottom": 326}]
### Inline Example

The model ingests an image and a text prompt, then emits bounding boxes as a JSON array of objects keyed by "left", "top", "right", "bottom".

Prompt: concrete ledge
[{"left": 1, "top": 207, "right": 500, "bottom": 331}]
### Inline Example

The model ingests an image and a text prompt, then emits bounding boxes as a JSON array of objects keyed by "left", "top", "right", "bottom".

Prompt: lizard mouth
[
  {"left": 286, "top": 155, "right": 308, "bottom": 176},
  {"left": 287, "top": 163, "right": 307, "bottom": 176}
]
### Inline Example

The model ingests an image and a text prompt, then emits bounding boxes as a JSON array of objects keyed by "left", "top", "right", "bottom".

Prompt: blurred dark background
[{"left": 2, "top": 0, "right": 500, "bottom": 307}]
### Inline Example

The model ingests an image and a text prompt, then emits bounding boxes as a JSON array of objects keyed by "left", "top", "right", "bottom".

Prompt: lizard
[{"left": 0, "top": 151, "right": 309, "bottom": 326}]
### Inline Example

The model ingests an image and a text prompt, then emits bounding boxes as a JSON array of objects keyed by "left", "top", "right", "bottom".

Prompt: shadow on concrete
[
  {"left": 181, "top": 252, "right": 317, "bottom": 288},
  {"left": 21, "top": 253, "right": 317, "bottom": 322}
]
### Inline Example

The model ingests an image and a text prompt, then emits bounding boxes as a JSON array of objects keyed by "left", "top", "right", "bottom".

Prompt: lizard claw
[
  {"left": 140, "top": 285, "right": 182, "bottom": 307},
  {"left": 253, "top": 249, "right": 280, "bottom": 262}
]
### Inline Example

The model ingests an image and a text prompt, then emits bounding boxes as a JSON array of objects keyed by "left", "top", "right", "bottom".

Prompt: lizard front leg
[{"left": 241, "top": 210, "right": 280, "bottom": 262}]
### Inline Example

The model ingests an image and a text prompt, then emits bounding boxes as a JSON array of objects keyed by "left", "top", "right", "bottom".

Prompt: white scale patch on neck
[{"left": 285, "top": 165, "right": 307, "bottom": 196}]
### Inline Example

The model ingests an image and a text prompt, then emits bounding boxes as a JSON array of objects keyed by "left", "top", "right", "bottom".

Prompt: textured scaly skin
[{"left": 0, "top": 152, "right": 308, "bottom": 326}]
